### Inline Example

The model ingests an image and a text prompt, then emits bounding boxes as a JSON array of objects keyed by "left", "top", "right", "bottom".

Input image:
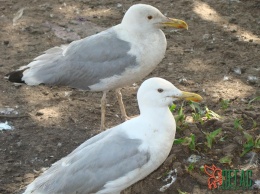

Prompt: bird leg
[
  {"left": 115, "top": 88, "right": 130, "bottom": 121},
  {"left": 100, "top": 91, "right": 107, "bottom": 130}
]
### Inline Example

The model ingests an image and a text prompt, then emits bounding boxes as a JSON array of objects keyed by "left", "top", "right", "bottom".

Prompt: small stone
[
  {"left": 188, "top": 154, "right": 201, "bottom": 163},
  {"left": 230, "top": 36, "right": 238, "bottom": 41},
  {"left": 247, "top": 76, "right": 258, "bottom": 85},
  {"left": 223, "top": 75, "right": 229, "bottom": 81},
  {"left": 233, "top": 67, "right": 241, "bottom": 75},
  {"left": 117, "top": 3, "right": 122, "bottom": 8},
  {"left": 229, "top": 18, "right": 237, "bottom": 24},
  {"left": 3, "top": 40, "right": 9, "bottom": 45},
  {"left": 36, "top": 112, "right": 44, "bottom": 116},
  {"left": 202, "top": 34, "right": 210, "bottom": 40},
  {"left": 178, "top": 78, "right": 187, "bottom": 84},
  {"left": 16, "top": 141, "right": 22, "bottom": 147},
  {"left": 249, "top": 39, "right": 253, "bottom": 42},
  {"left": 206, "top": 44, "right": 214, "bottom": 51}
]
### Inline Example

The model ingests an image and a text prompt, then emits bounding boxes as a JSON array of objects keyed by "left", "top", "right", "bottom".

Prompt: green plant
[
  {"left": 205, "top": 128, "right": 222, "bottom": 149},
  {"left": 205, "top": 107, "right": 221, "bottom": 120},
  {"left": 189, "top": 102, "right": 221, "bottom": 123},
  {"left": 220, "top": 99, "right": 230, "bottom": 110},
  {"left": 175, "top": 105, "right": 185, "bottom": 123},
  {"left": 219, "top": 155, "right": 233, "bottom": 165},
  {"left": 189, "top": 102, "right": 204, "bottom": 122},
  {"left": 199, "top": 165, "right": 205, "bottom": 172},
  {"left": 234, "top": 118, "right": 243, "bottom": 130},
  {"left": 177, "top": 189, "right": 189, "bottom": 194},
  {"left": 240, "top": 132, "right": 260, "bottom": 157},
  {"left": 169, "top": 103, "right": 177, "bottom": 112},
  {"left": 185, "top": 163, "right": 195, "bottom": 172},
  {"left": 174, "top": 134, "right": 196, "bottom": 150},
  {"left": 248, "top": 96, "right": 260, "bottom": 105}
]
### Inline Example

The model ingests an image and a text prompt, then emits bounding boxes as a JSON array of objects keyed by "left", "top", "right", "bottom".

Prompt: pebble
[
  {"left": 233, "top": 67, "right": 242, "bottom": 75},
  {"left": 247, "top": 75, "right": 258, "bottom": 84},
  {"left": 35, "top": 111, "right": 44, "bottom": 116},
  {"left": 188, "top": 154, "right": 201, "bottom": 163},
  {"left": 202, "top": 34, "right": 210, "bottom": 40},
  {"left": 205, "top": 44, "right": 214, "bottom": 51},
  {"left": 230, "top": 36, "right": 239, "bottom": 41},
  {"left": 223, "top": 75, "right": 229, "bottom": 81},
  {"left": 3, "top": 40, "right": 9, "bottom": 45}
]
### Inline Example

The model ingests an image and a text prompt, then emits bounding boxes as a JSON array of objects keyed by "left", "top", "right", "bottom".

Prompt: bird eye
[
  {"left": 157, "top": 88, "right": 163, "bottom": 93},
  {"left": 147, "top": 15, "right": 153, "bottom": 20}
]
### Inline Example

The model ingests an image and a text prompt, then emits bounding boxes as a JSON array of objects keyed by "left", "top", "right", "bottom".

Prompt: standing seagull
[
  {"left": 6, "top": 4, "right": 188, "bottom": 129},
  {"left": 22, "top": 77, "right": 202, "bottom": 194}
]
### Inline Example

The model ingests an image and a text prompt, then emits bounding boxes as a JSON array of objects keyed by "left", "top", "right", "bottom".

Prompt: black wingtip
[{"left": 5, "top": 69, "right": 27, "bottom": 83}]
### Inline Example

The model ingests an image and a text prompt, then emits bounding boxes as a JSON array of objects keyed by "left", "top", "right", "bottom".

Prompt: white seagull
[
  {"left": 6, "top": 4, "right": 188, "bottom": 130},
  {"left": 23, "top": 77, "right": 202, "bottom": 194}
]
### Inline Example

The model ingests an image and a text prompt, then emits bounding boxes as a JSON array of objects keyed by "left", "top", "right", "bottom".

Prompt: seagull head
[
  {"left": 137, "top": 77, "right": 202, "bottom": 108},
  {"left": 122, "top": 4, "right": 188, "bottom": 31}
]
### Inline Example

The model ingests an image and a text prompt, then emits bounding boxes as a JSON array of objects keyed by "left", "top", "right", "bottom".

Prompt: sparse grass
[
  {"left": 177, "top": 189, "right": 189, "bottom": 194},
  {"left": 185, "top": 163, "right": 195, "bottom": 172},
  {"left": 248, "top": 96, "right": 260, "bottom": 105},
  {"left": 234, "top": 118, "right": 243, "bottom": 130},
  {"left": 205, "top": 107, "right": 221, "bottom": 120},
  {"left": 170, "top": 103, "right": 186, "bottom": 131},
  {"left": 240, "top": 132, "right": 260, "bottom": 157},
  {"left": 205, "top": 128, "right": 222, "bottom": 149},
  {"left": 189, "top": 102, "right": 204, "bottom": 123},
  {"left": 189, "top": 102, "right": 220, "bottom": 124},
  {"left": 169, "top": 103, "right": 177, "bottom": 112},
  {"left": 219, "top": 155, "right": 233, "bottom": 165},
  {"left": 220, "top": 99, "right": 230, "bottom": 110},
  {"left": 174, "top": 133, "right": 196, "bottom": 150}
]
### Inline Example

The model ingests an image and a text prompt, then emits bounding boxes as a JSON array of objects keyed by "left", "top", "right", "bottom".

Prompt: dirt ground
[{"left": 0, "top": 0, "right": 259, "bottom": 193}]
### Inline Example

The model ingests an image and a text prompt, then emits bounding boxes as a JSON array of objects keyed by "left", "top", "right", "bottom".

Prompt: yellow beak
[
  {"left": 161, "top": 18, "right": 188, "bottom": 30},
  {"left": 176, "top": 91, "right": 203, "bottom": 102}
]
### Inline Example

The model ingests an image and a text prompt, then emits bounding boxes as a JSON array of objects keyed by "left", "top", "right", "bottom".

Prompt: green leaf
[
  {"left": 199, "top": 165, "right": 205, "bottom": 172},
  {"left": 176, "top": 106, "right": 185, "bottom": 123},
  {"left": 234, "top": 118, "right": 243, "bottom": 130},
  {"left": 240, "top": 132, "right": 255, "bottom": 157},
  {"left": 177, "top": 189, "right": 189, "bottom": 194},
  {"left": 206, "top": 128, "right": 222, "bottom": 149},
  {"left": 219, "top": 155, "right": 232, "bottom": 165},
  {"left": 220, "top": 99, "right": 230, "bottom": 110},
  {"left": 169, "top": 103, "right": 177, "bottom": 112},
  {"left": 205, "top": 107, "right": 221, "bottom": 119},
  {"left": 189, "top": 102, "right": 204, "bottom": 115},
  {"left": 173, "top": 138, "right": 185, "bottom": 144},
  {"left": 187, "top": 163, "right": 194, "bottom": 172},
  {"left": 174, "top": 134, "right": 196, "bottom": 151},
  {"left": 248, "top": 96, "right": 260, "bottom": 105},
  {"left": 189, "top": 134, "right": 195, "bottom": 150}
]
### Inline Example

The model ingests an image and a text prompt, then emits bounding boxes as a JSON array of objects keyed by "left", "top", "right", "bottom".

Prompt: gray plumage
[
  {"left": 18, "top": 29, "right": 137, "bottom": 91},
  {"left": 24, "top": 128, "right": 150, "bottom": 194}
]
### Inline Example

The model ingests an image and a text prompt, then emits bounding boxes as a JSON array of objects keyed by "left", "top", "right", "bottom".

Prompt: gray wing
[
  {"left": 21, "top": 28, "right": 137, "bottom": 90},
  {"left": 24, "top": 129, "right": 150, "bottom": 194}
]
